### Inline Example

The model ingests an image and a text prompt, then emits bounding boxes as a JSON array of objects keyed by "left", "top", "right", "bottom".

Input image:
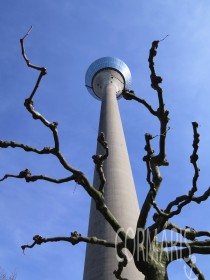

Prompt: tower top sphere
[{"left": 85, "top": 57, "right": 132, "bottom": 100}]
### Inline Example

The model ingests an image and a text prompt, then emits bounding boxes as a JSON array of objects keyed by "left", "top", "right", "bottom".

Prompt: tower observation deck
[{"left": 83, "top": 57, "right": 144, "bottom": 279}]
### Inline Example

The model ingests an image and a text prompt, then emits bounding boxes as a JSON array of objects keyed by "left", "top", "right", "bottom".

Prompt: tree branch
[
  {"left": 122, "top": 89, "right": 157, "bottom": 116},
  {"left": 153, "top": 123, "right": 210, "bottom": 237},
  {"left": 168, "top": 246, "right": 210, "bottom": 263},
  {"left": 137, "top": 134, "right": 158, "bottom": 229},
  {"left": 19, "top": 29, "right": 84, "bottom": 176},
  {"left": 123, "top": 38, "right": 170, "bottom": 166},
  {"left": 21, "top": 231, "right": 116, "bottom": 253},
  {"left": 0, "top": 140, "right": 54, "bottom": 154},
  {"left": 164, "top": 222, "right": 210, "bottom": 241},
  {"left": 20, "top": 28, "right": 127, "bottom": 242},
  {"left": 0, "top": 169, "right": 76, "bottom": 184},
  {"left": 20, "top": 28, "right": 60, "bottom": 152},
  {"left": 92, "top": 132, "right": 109, "bottom": 193},
  {"left": 148, "top": 122, "right": 210, "bottom": 237},
  {"left": 137, "top": 132, "right": 166, "bottom": 234},
  {"left": 162, "top": 239, "right": 210, "bottom": 248},
  {"left": 164, "top": 122, "right": 200, "bottom": 215},
  {"left": 113, "top": 244, "right": 128, "bottom": 280},
  {"left": 24, "top": 98, "right": 60, "bottom": 151},
  {"left": 136, "top": 39, "right": 169, "bottom": 237},
  {"left": 20, "top": 26, "right": 47, "bottom": 99},
  {"left": 184, "top": 258, "right": 205, "bottom": 280},
  {"left": 0, "top": 164, "right": 126, "bottom": 241},
  {"left": 190, "top": 122, "right": 200, "bottom": 195},
  {"left": 20, "top": 26, "right": 43, "bottom": 72},
  {"left": 148, "top": 40, "right": 169, "bottom": 165}
]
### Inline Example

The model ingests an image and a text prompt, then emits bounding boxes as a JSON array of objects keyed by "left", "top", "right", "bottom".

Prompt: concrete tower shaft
[{"left": 83, "top": 57, "right": 144, "bottom": 279}]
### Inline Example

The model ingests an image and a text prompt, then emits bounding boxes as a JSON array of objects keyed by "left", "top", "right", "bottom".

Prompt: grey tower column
[{"left": 83, "top": 57, "right": 144, "bottom": 279}]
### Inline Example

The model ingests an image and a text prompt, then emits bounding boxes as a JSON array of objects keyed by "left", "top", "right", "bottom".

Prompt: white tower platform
[{"left": 83, "top": 57, "right": 144, "bottom": 279}]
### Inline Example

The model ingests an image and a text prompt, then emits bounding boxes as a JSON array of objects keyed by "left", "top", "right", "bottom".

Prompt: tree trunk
[
  {"left": 144, "top": 268, "right": 168, "bottom": 280},
  {"left": 134, "top": 247, "right": 169, "bottom": 280}
]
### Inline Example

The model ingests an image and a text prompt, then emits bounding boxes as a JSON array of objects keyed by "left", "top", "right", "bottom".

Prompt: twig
[
  {"left": 151, "top": 126, "right": 170, "bottom": 139},
  {"left": 22, "top": 26, "right": 33, "bottom": 40},
  {"left": 159, "top": 34, "right": 169, "bottom": 42},
  {"left": 20, "top": 26, "right": 46, "bottom": 76}
]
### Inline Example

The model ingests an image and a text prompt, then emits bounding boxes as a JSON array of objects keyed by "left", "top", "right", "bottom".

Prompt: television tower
[{"left": 83, "top": 57, "right": 143, "bottom": 279}]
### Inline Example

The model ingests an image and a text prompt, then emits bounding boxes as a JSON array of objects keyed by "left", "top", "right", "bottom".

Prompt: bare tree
[
  {"left": 0, "top": 267, "right": 16, "bottom": 280},
  {"left": 1, "top": 27, "right": 210, "bottom": 280}
]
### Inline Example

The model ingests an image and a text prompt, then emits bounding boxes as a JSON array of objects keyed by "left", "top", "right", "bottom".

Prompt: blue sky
[{"left": 1, "top": 1, "right": 210, "bottom": 279}]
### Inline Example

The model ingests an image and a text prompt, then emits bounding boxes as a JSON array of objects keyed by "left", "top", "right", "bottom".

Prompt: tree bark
[{"left": 145, "top": 268, "right": 168, "bottom": 280}]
